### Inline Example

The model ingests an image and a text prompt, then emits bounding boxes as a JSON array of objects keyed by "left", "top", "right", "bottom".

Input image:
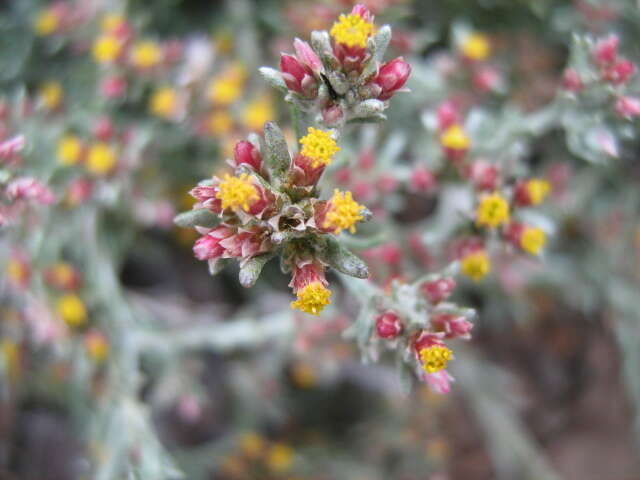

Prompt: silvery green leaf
[
  {"left": 320, "top": 236, "right": 369, "bottom": 279},
  {"left": 353, "top": 99, "right": 386, "bottom": 118},
  {"left": 208, "top": 258, "right": 230, "bottom": 276},
  {"left": 239, "top": 253, "right": 274, "bottom": 288},
  {"left": 173, "top": 209, "right": 219, "bottom": 228},
  {"left": 259, "top": 67, "right": 288, "bottom": 93},
  {"left": 311, "top": 31, "right": 339, "bottom": 69},
  {"left": 326, "top": 71, "right": 349, "bottom": 95},
  {"left": 360, "top": 25, "right": 391, "bottom": 80},
  {"left": 263, "top": 122, "right": 291, "bottom": 189}
]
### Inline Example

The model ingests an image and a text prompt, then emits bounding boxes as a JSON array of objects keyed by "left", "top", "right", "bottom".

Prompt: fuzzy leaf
[
  {"left": 259, "top": 67, "right": 288, "bottom": 93},
  {"left": 239, "top": 253, "right": 274, "bottom": 288},
  {"left": 360, "top": 25, "right": 392, "bottom": 80},
  {"left": 263, "top": 122, "right": 291, "bottom": 189},
  {"left": 173, "top": 209, "right": 220, "bottom": 228},
  {"left": 321, "top": 237, "right": 369, "bottom": 279}
]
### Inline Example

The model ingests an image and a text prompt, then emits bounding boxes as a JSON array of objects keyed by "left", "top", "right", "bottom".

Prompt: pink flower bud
[
  {"left": 66, "top": 179, "right": 93, "bottom": 206},
  {"left": 561, "top": 69, "right": 584, "bottom": 92},
  {"left": 377, "top": 173, "right": 397, "bottom": 193},
  {"left": 593, "top": 35, "right": 619, "bottom": 66},
  {"left": 233, "top": 140, "right": 262, "bottom": 170},
  {"left": 334, "top": 167, "right": 351, "bottom": 185},
  {"left": 602, "top": 59, "right": 636, "bottom": 85},
  {"left": 321, "top": 104, "right": 344, "bottom": 126},
  {"left": 422, "top": 277, "right": 456, "bottom": 304},
  {"left": 373, "top": 57, "right": 411, "bottom": 100},
  {"left": 280, "top": 54, "right": 317, "bottom": 97},
  {"left": 7, "top": 177, "right": 55, "bottom": 205},
  {"left": 193, "top": 228, "right": 232, "bottom": 260},
  {"left": 100, "top": 76, "right": 127, "bottom": 99},
  {"left": 466, "top": 160, "right": 499, "bottom": 191},
  {"left": 375, "top": 311, "right": 403, "bottom": 339},
  {"left": 0, "top": 135, "right": 25, "bottom": 163},
  {"left": 409, "top": 166, "right": 437, "bottom": 193},
  {"left": 293, "top": 38, "right": 323, "bottom": 74},
  {"left": 412, "top": 330, "right": 442, "bottom": 353},
  {"left": 352, "top": 4, "right": 374, "bottom": 23},
  {"left": 424, "top": 370, "right": 454, "bottom": 394},
  {"left": 437, "top": 101, "right": 460, "bottom": 130},
  {"left": 92, "top": 117, "right": 114, "bottom": 141},
  {"left": 504, "top": 221, "right": 525, "bottom": 246},
  {"left": 615, "top": 96, "right": 640, "bottom": 119},
  {"left": 472, "top": 65, "right": 501, "bottom": 92},
  {"left": 379, "top": 243, "right": 402, "bottom": 265},
  {"left": 431, "top": 313, "right": 473, "bottom": 340}
]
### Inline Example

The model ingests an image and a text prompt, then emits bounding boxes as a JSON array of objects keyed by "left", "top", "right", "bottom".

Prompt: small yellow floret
[
  {"left": 290, "top": 282, "right": 331, "bottom": 316},
  {"left": 34, "top": 10, "right": 58, "bottom": 36},
  {"left": 207, "top": 111, "right": 234, "bottom": 136},
  {"left": 461, "top": 251, "right": 491, "bottom": 281},
  {"left": 330, "top": 13, "right": 374, "bottom": 48},
  {"left": 93, "top": 35, "right": 122, "bottom": 64},
  {"left": 7, "top": 259, "right": 28, "bottom": 286},
  {"left": 101, "top": 13, "right": 125, "bottom": 32},
  {"left": 440, "top": 124, "right": 470, "bottom": 151},
  {"left": 242, "top": 97, "right": 273, "bottom": 131},
  {"left": 299, "top": 127, "right": 340, "bottom": 168},
  {"left": 215, "top": 173, "right": 259, "bottom": 211},
  {"left": 208, "top": 77, "right": 242, "bottom": 106},
  {"left": 476, "top": 192, "right": 510, "bottom": 228},
  {"left": 525, "top": 179, "right": 551, "bottom": 205},
  {"left": 461, "top": 33, "right": 491, "bottom": 61},
  {"left": 57, "top": 135, "right": 82, "bottom": 166},
  {"left": 131, "top": 41, "right": 162, "bottom": 69},
  {"left": 520, "top": 227, "right": 546, "bottom": 255},
  {"left": 86, "top": 142, "right": 117, "bottom": 176},
  {"left": 39, "top": 82, "right": 63, "bottom": 110},
  {"left": 85, "top": 332, "right": 109, "bottom": 362},
  {"left": 50, "top": 262, "right": 76, "bottom": 285},
  {"left": 420, "top": 345, "right": 453, "bottom": 374},
  {"left": 56, "top": 294, "right": 87, "bottom": 327},
  {"left": 149, "top": 87, "right": 177, "bottom": 118},
  {"left": 324, "top": 189, "right": 365, "bottom": 234},
  {"left": 266, "top": 443, "right": 294, "bottom": 473}
]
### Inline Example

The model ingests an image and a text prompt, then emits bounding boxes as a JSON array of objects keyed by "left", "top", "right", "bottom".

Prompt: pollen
[
  {"left": 525, "top": 178, "right": 551, "bottom": 205},
  {"left": 440, "top": 124, "right": 470, "bottom": 151},
  {"left": 299, "top": 127, "right": 340, "bottom": 168},
  {"left": 149, "top": 87, "right": 177, "bottom": 118},
  {"left": 86, "top": 142, "right": 117, "bottom": 176},
  {"left": 131, "top": 41, "right": 163, "bottom": 69},
  {"left": 215, "top": 173, "right": 259, "bottom": 211},
  {"left": 39, "top": 82, "right": 63, "bottom": 110},
  {"left": 420, "top": 345, "right": 453, "bottom": 374},
  {"left": 57, "top": 135, "right": 83, "bottom": 166},
  {"left": 461, "top": 33, "right": 491, "bottom": 61},
  {"left": 461, "top": 251, "right": 491, "bottom": 281},
  {"left": 324, "top": 189, "right": 365, "bottom": 234},
  {"left": 330, "top": 13, "right": 374, "bottom": 48},
  {"left": 34, "top": 10, "right": 58, "bottom": 36},
  {"left": 290, "top": 282, "right": 332, "bottom": 315},
  {"left": 56, "top": 294, "right": 87, "bottom": 328},
  {"left": 93, "top": 35, "right": 122, "bottom": 64},
  {"left": 520, "top": 226, "right": 546, "bottom": 255},
  {"left": 476, "top": 192, "right": 510, "bottom": 228}
]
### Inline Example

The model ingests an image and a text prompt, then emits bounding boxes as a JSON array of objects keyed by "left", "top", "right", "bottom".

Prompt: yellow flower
[
  {"left": 131, "top": 41, "right": 163, "bottom": 69},
  {"left": 92, "top": 35, "right": 122, "bottom": 64},
  {"left": 208, "top": 77, "right": 242, "bottom": 106},
  {"left": 330, "top": 13, "right": 374, "bottom": 48},
  {"left": 299, "top": 127, "right": 340, "bottom": 168},
  {"left": 324, "top": 189, "right": 365, "bottom": 234},
  {"left": 57, "top": 135, "right": 83, "bottom": 166},
  {"left": 239, "top": 432, "right": 265, "bottom": 458},
  {"left": 101, "top": 13, "right": 125, "bottom": 32},
  {"left": 149, "top": 87, "right": 177, "bottom": 119},
  {"left": 440, "top": 124, "right": 470, "bottom": 151},
  {"left": 86, "top": 142, "right": 117, "bottom": 176},
  {"left": 39, "top": 82, "right": 63, "bottom": 110},
  {"left": 461, "top": 33, "right": 491, "bottom": 61},
  {"left": 461, "top": 251, "right": 491, "bottom": 281},
  {"left": 420, "top": 345, "right": 453, "bottom": 374},
  {"left": 56, "top": 294, "right": 87, "bottom": 327},
  {"left": 520, "top": 226, "right": 546, "bottom": 255},
  {"left": 242, "top": 97, "right": 274, "bottom": 131},
  {"left": 34, "top": 10, "right": 58, "bottom": 36},
  {"left": 476, "top": 192, "right": 510, "bottom": 228},
  {"left": 7, "top": 259, "right": 28, "bottom": 286},
  {"left": 266, "top": 443, "right": 294, "bottom": 473},
  {"left": 524, "top": 179, "right": 551, "bottom": 205},
  {"left": 207, "top": 111, "right": 234, "bottom": 136},
  {"left": 290, "top": 282, "right": 331, "bottom": 315},
  {"left": 215, "top": 173, "right": 259, "bottom": 211},
  {"left": 85, "top": 332, "right": 109, "bottom": 362}
]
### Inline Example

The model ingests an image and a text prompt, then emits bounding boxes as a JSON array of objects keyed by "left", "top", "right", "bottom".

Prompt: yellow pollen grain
[
  {"left": 57, "top": 135, "right": 82, "bottom": 166},
  {"left": 520, "top": 227, "right": 546, "bottom": 255},
  {"left": 324, "top": 189, "right": 365, "bottom": 234},
  {"left": 290, "top": 282, "right": 331, "bottom": 316},
  {"left": 420, "top": 345, "right": 453, "bottom": 374},
  {"left": 56, "top": 294, "right": 87, "bottom": 328},
  {"left": 525, "top": 179, "right": 551, "bottom": 205},
  {"left": 461, "top": 251, "right": 491, "bottom": 281},
  {"left": 461, "top": 33, "right": 491, "bottom": 61},
  {"left": 299, "top": 127, "right": 340, "bottom": 168},
  {"left": 440, "top": 124, "right": 470, "bottom": 151},
  {"left": 215, "top": 173, "right": 259, "bottom": 211},
  {"left": 330, "top": 13, "right": 374, "bottom": 48},
  {"left": 476, "top": 192, "right": 510, "bottom": 228}
]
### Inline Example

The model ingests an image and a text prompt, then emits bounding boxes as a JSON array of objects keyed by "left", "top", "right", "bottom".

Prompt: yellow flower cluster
[
  {"left": 215, "top": 173, "right": 259, "bottom": 211},
  {"left": 56, "top": 294, "right": 87, "bottom": 328},
  {"left": 461, "top": 33, "right": 491, "bottom": 61},
  {"left": 242, "top": 96, "right": 274, "bottom": 131},
  {"left": 520, "top": 226, "right": 546, "bottom": 255},
  {"left": 208, "top": 64, "right": 247, "bottom": 106},
  {"left": 440, "top": 124, "right": 470, "bottom": 151},
  {"left": 524, "top": 178, "right": 551, "bottom": 205},
  {"left": 57, "top": 135, "right": 83, "bottom": 166},
  {"left": 324, "top": 189, "right": 365, "bottom": 234},
  {"left": 476, "top": 192, "right": 510, "bottom": 228},
  {"left": 93, "top": 35, "right": 123, "bottom": 64},
  {"left": 131, "top": 41, "right": 163, "bottom": 69},
  {"left": 39, "top": 82, "right": 63, "bottom": 110},
  {"left": 330, "top": 13, "right": 374, "bottom": 48},
  {"left": 290, "top": 282, "right": 332, "bottom": 315},
  {"left": 461, "top": 251, "right": 491, "bottom": 281},
  {"left": 420, "top": 345, "right": 453, "bottom": 374},
  {"left": 149, "top": 87, "right": 177, "bottom": 119},
  {"left": 299, "top": 127, "right": 340, "bottom": 168},
  {"left": 33, "top": 10, "right": 59, "bottom": 36},
  {"left": 86, "top": 142, "right": 117, "bottom": 176}
]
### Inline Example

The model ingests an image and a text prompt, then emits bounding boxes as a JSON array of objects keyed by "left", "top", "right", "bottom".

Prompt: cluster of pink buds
[
  {"left": 177, "top": 122, "right": 371, "bottom": 316},
  {"left": 262, "top": 5, "right": 411, "bottom": 127}
]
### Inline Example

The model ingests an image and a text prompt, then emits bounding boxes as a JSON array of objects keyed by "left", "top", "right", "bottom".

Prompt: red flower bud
[
  {"left": 437, "top": 101, "right": 460, "bottom": 130},
  {"left": 409, "top": 166, "right": 437, "bottom": 193},
  {"left": 602, "top": 59, "right": 636, "bottom": 85},
  {"left": 373, "top": 57, "right": 411, "bottom": 100},
  {"left": 431, "top": 313, "right": 473, "bottom": 340},
  {"left": 466, "top": 160, "right": 499, "bottom": 191},
  {"left": 561, "top": 69, "right": 584, "bottom": 92},
  {"left": 422, "top": 277, "right": 456, "bottom": 304},
  {"left": 375, "top": 311, "right": 403, "bottom": 339},
  {"left": 615, "top": 96, "right": 640, "bottom": 119},
  {"left": 280, "top": 54, "right": 317, "bottom": 97},
  {"left": 593, "top": 35, "right": 619, "bottom": 66},
  {"left": 352, "top": 4, "right": 374, "bottom": 23},
  {"left": 233, "top": 140, "right": 262, "bottom": 170},
  {"left": 93, "top": 117, "right": 114, "bottom": 141}
]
